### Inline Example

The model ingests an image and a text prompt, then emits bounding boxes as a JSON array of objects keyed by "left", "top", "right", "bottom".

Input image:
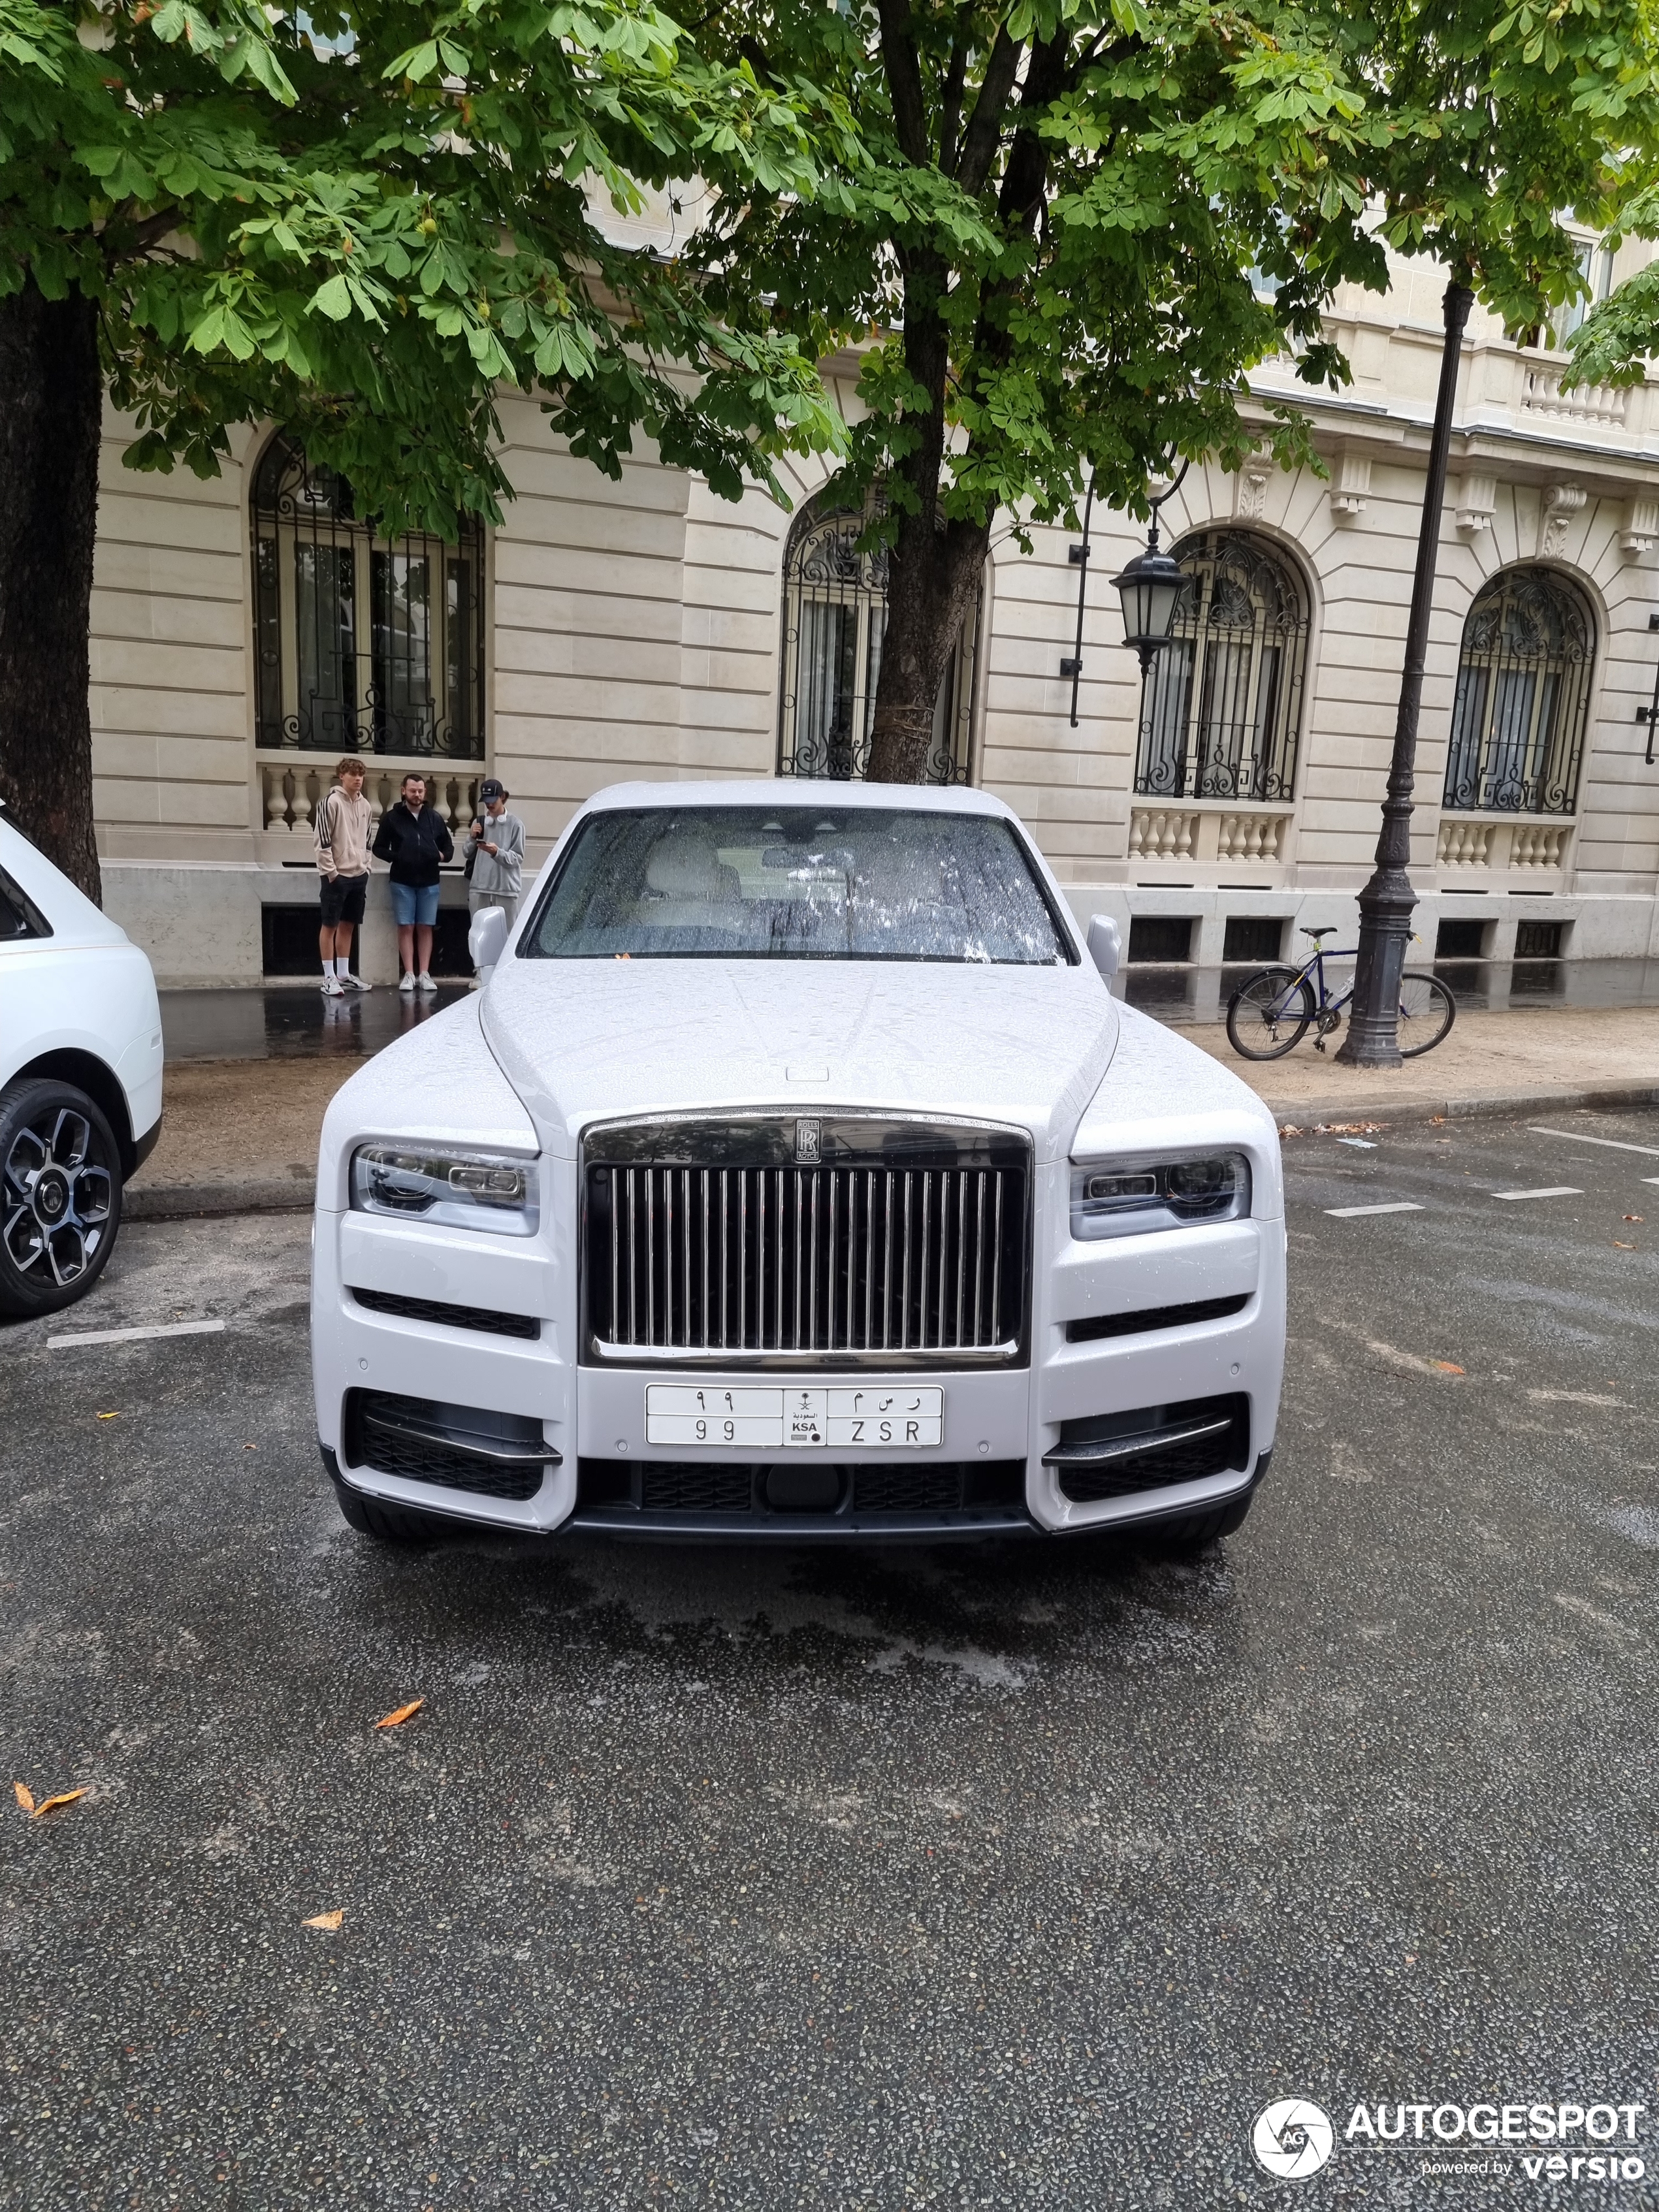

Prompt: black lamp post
[{"left": 1335, "top": 275, "right": 1474, "bottom": 1066}]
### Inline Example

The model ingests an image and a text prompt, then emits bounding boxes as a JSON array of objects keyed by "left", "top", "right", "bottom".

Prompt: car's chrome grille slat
[{"left": 585, "top": 1122, "right": 1028, "bottom": 1365}]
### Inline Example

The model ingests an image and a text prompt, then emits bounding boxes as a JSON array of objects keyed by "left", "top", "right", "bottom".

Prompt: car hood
[{"left": 481, "top": 957, "right": 1119, "bottom": 1162}]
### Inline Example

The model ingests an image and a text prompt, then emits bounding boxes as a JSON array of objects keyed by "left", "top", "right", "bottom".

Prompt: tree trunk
[
  {"left": 866, "top": 511, "right": 988, "bottom": 784},
  {"left": 865, "top": 255, "right": 988, "bottom": 785},
  {"left": 0, "top": 281, "right": 103, "bottom": 903}
]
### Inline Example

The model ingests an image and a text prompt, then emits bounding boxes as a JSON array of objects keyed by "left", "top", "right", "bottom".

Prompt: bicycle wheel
[
  {"left": 1396, "top": 970, "right": 1456, "bottom": 1058},
  {"left": 1226, "top": 967, "right": 1316, "bottom": 1061}
]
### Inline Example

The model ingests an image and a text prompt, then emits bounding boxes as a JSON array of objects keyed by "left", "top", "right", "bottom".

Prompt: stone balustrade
[
  {"left": 1128, "top": 806, "right": 1291, "bottom": 865},
  {"left": 1520, "top": 362, "right": 1630, "bottom": 429},
  {"left": 1437, "top": 814, "right": 1571, "bottom": 874},
  {"left": 1127, "top": 809, "right": 1198, "bottom": 861},
  {"left": 259, "top": 756, "right": 483, "bottom": 841},
  {"left": 1437, "top": 818, "right": 1493, "bottom": 868}
]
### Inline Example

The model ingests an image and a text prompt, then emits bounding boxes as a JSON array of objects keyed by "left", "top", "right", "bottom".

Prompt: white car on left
[{"left": 0, "top": 806, "right": 163, "bottom": 1317}]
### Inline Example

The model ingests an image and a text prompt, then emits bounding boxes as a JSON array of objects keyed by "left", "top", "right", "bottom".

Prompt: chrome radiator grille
[{"left": 583, "top": 1117, "right": 1030, "bottom": 1366}]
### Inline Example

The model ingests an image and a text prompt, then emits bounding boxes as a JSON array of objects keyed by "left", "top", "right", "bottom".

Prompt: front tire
[
  {"left": 0, "top": 1078, "right": 123, "bottom": 1319},
  {"left": 1226, "top": 967, "right": 1315, "bottom": 1061},
  {"left": 1145, "top": 1487, "right": 1259, "bottom": 1556},
  {"left": 330, "top": 1469, "right": 453, "bottom": 1545}
]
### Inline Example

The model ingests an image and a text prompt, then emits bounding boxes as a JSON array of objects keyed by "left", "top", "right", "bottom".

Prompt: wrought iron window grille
[
  {"left": 1132, "top": 529, "right": 1308, "bottom": 804},
  {"left": 251, "top": 432, "right": 485, "bottom": 761},
  {"left": 777, "top": 489, "right": 978, "bottom": 786},
  {"left": 1441, "top": 566, "right": 1593, "bottom": 816}
]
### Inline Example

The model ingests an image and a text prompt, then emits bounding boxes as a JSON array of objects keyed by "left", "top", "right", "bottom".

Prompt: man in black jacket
[{"left": 371, "top": 773, "right": 455, "bottom": 991}]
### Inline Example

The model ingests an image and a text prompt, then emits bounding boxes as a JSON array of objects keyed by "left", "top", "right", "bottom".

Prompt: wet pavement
[
  {"left": 159, "top": 959, "right": 1659, "bottom": 1061},
  {"left": 4, "top": 1106, "right": 1657, "bottom": 2207},
  {"left": 159, "top": 984, "right": 474, "bottom": 1063}
]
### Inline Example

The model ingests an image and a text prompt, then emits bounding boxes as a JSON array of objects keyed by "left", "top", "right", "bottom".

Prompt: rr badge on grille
[{"left": 794, "top": 1117, "right": 822, "bottom": 1164}]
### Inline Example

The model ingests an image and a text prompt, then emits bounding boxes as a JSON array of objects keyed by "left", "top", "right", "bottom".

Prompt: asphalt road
[{"left": 3, "top": 1107, "right": 1658, "bottom": 2209}]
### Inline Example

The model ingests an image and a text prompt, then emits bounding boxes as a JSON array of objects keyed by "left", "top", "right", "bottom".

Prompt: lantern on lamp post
[
  {"left": 1061, "top": 463, "right": 1189, "bottom": 726},
  {"left": 1111, "top": 528, "right": 1189, "bottom": 671}
]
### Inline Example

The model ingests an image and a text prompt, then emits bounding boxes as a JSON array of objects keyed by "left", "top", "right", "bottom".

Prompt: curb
[
  {"left": 126, "top": 1178, "right": 313, "bottom": 1221},
  {"left": 1259, "top": 1081, "right": 1659, "bottom": 1125}
]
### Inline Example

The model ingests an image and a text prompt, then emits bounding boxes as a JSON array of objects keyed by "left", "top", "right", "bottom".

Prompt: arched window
[
  {"left": 1133, "top": 530, "right": 1309, "bottom": 803},
  {"left": 251, "top": 432, "right": 484, "bottom": 759},
  {"left": 1442, "top": 567, "right": 1594, "bottom": 816},
  {"left": 777, "top": 490, "right": 977, "bottom": 784}
]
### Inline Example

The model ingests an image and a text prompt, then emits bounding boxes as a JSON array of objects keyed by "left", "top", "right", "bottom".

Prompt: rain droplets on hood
[{"left": 520, "top": 805, "right": 1076, "bottom": 966}]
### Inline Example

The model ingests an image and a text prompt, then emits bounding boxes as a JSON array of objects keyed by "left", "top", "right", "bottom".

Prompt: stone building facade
[{"left": 87, "top": 241, "right": 1659, "bottom": 987}]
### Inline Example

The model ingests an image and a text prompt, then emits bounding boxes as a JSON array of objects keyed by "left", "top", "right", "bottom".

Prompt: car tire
[
  {"left": 330, "top": 1471, "right": 453, "bottom": 1546},
  {"left": 0, "top": 1077, "right": 124, "bottom": 1319},
  {"left": 1144, "top": 1488, "right": 1258, "bottom": 1556}
]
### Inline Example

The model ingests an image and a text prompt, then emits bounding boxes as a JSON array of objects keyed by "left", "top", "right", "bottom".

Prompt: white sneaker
[
  {"left": 321, "top": 974, "right": 344, "bottom": 997},
  {"left": 398, "top": 972, "right": 416, "bottom": 993},
  {"left": 415, "top": 970, "right": 437, "bottom": 993},
  {"left": 344, "top": 972, "right": 372, "bottom": 992}
]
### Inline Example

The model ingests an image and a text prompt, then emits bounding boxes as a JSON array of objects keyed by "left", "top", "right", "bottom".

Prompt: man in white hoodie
[{"left": 314, "top": 758, "right": 374, "bottom": 995}]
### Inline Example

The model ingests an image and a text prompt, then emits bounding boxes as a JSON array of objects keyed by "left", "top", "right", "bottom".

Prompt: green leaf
[{"left": 308, "top": 272, "right": 353, "bottom": 321}]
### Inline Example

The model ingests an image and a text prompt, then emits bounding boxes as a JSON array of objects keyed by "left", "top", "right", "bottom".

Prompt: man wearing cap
[{"left": 466, "top": 779, "right": 526, "bottom": 946}]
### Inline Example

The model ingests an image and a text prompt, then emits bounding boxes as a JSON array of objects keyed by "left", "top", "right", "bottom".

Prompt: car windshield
[{"left": 521, "top": 806, "right": 1074, "bottom": 965}]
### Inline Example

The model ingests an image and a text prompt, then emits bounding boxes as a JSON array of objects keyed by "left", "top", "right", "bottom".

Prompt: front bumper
[{"left": 312, "top": 1196, "right": 1285, "bottom": 1542}]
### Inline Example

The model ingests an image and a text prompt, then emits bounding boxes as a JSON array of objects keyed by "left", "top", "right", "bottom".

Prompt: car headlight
[
  {"left": 1071, "top": 1153, "right": 1251, "bottom": 1241},
  {"left": 350, "top": 1145, "right": 540, "bottom": 1236}
]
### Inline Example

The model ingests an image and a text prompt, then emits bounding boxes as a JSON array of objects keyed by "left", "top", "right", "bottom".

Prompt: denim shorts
[{"left": 389, "top": 880, "right": 440, "bottom": 929}]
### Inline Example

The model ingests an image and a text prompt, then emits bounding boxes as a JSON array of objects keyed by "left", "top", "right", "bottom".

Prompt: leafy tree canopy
[
  {"left": 0, "top": 0, "right": 861, "bottom": 534},
  {"left": 1356, "top": 0, "right": 1659, "bottom": 338},
  {"left": 686, "top": 0, "right": 1406, "bottom": 775}
]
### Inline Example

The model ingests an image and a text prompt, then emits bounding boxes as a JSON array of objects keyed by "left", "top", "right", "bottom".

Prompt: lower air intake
[
  {"left": 577, "top": 1458, "right": 1027, "bottom": 1522},
  {"left": 344, "top": 1390, "right": 557, "bottom": 1502},
  {"left": 1046, "top": 1394, "right": 1248, "bottom": 1505}
]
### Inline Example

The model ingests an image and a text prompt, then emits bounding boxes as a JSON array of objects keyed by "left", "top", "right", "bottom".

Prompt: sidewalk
[
  {"left": 125, "top": 1002, "right": 1659, "bottom": 1217},
  {"left": 1173, "top": 1002, "right": 1659, "bottom": 1123}
]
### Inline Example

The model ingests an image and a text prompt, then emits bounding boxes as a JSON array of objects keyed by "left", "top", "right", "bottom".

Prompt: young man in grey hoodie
[
  {"left": 466, "top": 780, "right": 526, "bottom": 943},
  {"left": 314, "top": 756, "right": 374, "bottom": 995}
]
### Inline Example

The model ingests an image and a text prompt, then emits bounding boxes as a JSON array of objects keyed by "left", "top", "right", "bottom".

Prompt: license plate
[{"left": 645, "top": 1385, "right": 944, "bottom": 1450}]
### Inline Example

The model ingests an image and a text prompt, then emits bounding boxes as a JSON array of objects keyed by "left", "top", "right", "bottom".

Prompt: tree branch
[
  {"left": 100, "top": 206, "right": 182, "bottom": 264},
  {"left": 875, "top": 0, "right": 931, "bottom": 168},
  {"left": 954, "top": 25, "right": 1022, "bottom": 195},
  {"left": 938, "top": 35, "right": 967, "bottom": 172}
]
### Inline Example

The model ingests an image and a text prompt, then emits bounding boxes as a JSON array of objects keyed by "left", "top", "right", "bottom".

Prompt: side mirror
[
  {"left": 469, "top": 903, "right": 508, "bottom": 978},
  {"left": 1087, "top": 914, "right": 1121, "bottom": 980}
]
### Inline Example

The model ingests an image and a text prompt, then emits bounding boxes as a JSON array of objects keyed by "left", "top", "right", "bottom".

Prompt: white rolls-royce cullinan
[{"left": 311, "top": 781, "right": 1285, "bottom": 1550}]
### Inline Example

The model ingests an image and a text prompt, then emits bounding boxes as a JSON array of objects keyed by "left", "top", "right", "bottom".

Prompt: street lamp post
[
  {"left": 1111, "top": 469, "right": 1191, "bottom": 676},
  {"left": 1335, "top": 276, "right": 1474, "bottom": 1066}
]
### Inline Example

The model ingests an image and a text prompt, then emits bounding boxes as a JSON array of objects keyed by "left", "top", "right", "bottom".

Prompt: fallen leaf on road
[
  {"left": 32, "top": 1789, "right": 88, "bottom": 1818},
  {"left": 1624, "top": 1216, "right": 1643, "bottom": 1224},
  {"left": 1278, "top": 1125, "right": 1304, "bottom": 1138},
  {"left": 13, "top": 1782, "right": 35, "bottom": 1814},
  {"left": 96, "top": 1413, "right": 119, "bottom": 1421},
  {"left": 302, "top": 1910, "right": 344, "bottom": 1932},
  {"left": 1368, "top": 1341, "right": 1467, "bottom": 1379},
  {"left": 1614, "top": 1241, "right": 1636, "bottom": 1250},
  {"left": 374, "top": 1699, "right": 424, "bottom": 1730}
]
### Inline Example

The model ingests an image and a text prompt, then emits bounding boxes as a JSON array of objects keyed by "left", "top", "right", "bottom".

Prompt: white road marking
[
  {"left": 1489, "top": 1186, "right": 1583, "bottom": 1202},
  {"left": 1529, "top": 1125, "right": 1659, "bottom": 1159},
  {"left": 47, "top": 1318, "right": 226, "bottom": 1349},
  {"left": 1325, "top": 1202, "right": 1425, "bottom": 1218}
]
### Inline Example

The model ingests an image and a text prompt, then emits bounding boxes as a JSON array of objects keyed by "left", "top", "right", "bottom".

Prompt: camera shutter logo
[
  {"left": 1252, "top": 2100, "right": 1335, "bottom": 2181},
  {"left": 794, "top": 1119, "right": 822, "bottom": 1165}
]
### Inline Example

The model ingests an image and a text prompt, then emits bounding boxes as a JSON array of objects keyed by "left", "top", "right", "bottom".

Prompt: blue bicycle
[{"left": 1225, "top": 927, "right": 1457, "bottom": 1061}]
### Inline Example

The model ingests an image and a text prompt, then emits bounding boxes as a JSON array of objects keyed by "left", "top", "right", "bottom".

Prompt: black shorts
[{"left": 319, "top": 874, "right": 368, "bottom": 927}]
